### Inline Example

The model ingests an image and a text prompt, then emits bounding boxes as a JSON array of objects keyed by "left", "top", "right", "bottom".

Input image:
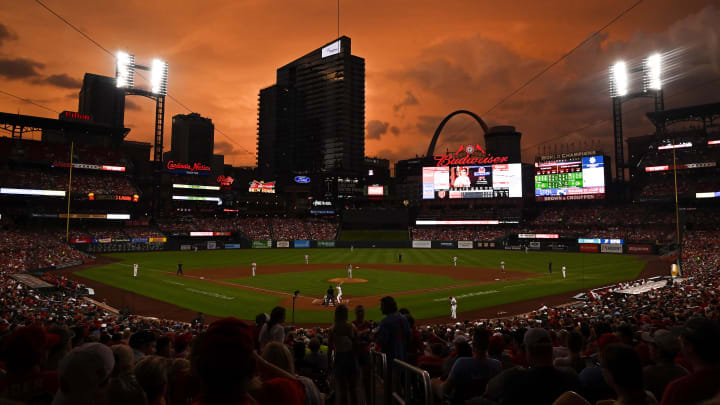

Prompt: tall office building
[
  {"left": 78, "top": 73, "right": 125, "bottom": 129},
  {"left": 170, "top": 113, "right": 214, "bottom": 165},
  {"left": 257, "top": 36, "right": 365, "bottom": 180}
]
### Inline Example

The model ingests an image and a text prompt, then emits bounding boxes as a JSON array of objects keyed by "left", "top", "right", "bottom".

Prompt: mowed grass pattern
[
  {"left": 228, "top": 268, "right": 470, "bottom": 297},
  {"left": 76, "top": 248, "right": 646, "bottom": 323}
]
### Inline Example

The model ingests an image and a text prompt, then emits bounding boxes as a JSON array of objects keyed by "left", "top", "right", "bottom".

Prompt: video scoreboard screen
[
  {"left": 422, "top": 163, "right": 522, "bottom": 199},
  {"left": 535, "top": 155, "right": 605, "bottom": 201}
]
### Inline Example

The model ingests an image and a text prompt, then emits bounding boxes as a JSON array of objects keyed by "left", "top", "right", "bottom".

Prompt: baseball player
[
  {"left": 336, "top": 283, "right": 343, "bottom": 304},
  {"left": 500, "top": 260, "right": 505, "bottom": 273},
  {"left": 251, "top": 262, "right": 257, "bottom": 277},
  {"left": 347, "top": 264, "right": 353, "bottom": 279},
  {"left": 525, "top": 245, "right": 529, "bottom": 254},
  {"left": 133, "top": 263, "right": 138, "bottom": 278},
  {"left": 450, "top": 296, "right": 457, "bottom": 319},
  {"left": 453, "top": 256, "right": 457, "bottom": 267},
  {"left": 548, "top": 261, "right": 552, "bottom": 275},
  {"left": 305, "top": 254, "right": 309, "bottom": 265},
  {"left": 350, "top": 245, "right": 354, "bottom": 253},
  {"left": 562, "top": 265, "right": 567, "bottom": 279},
  {"left": 194, "top": 246, "right": 198, "bottom": 253},
  {"left": 177, "top": 263, "right": 183, "bottom": 276}
]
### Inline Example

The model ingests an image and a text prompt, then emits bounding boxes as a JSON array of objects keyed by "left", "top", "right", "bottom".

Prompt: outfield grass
[
  {"left": 228, "top": 268, "right": 472, "bottom": 297},
  {"left": 338, "top": 230, "right": 409, "bottom": 241},
  {"left": 76, "top": 248, "right": 647, "bottom": 323}
]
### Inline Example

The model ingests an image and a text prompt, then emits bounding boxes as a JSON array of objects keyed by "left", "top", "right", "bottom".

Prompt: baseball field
[{"left": 69, "top": 248, "right": 654, "bottom": 324}]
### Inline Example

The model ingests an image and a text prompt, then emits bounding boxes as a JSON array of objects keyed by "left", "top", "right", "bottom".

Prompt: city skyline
[{"left": 1, "top": 0, "right": 718, "bottom": 167}]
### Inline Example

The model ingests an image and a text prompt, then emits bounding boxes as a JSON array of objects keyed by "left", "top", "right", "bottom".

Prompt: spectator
[
  {"left": 0, "top": 325, "right": 58, "bottom": 404},
  {"left": 156, "top": 335, "right": 173, "bottom": 358},
  {"left": 260, "top": 342, "right": 322, "bottom": 405},
  {"left": 555, "top": 331, "right": 586, "bottom": 374},
  {"left": 353, "top": 305, "right": 372, "bottom": 402},
  {"left": 642, "top": 330, "right": 687, "bottom": 401},
  {"left": 328, "top": 304, "right": 359, "bottom": 405},
  {"left": 129, "top": 330, "right": 157, "bottom": 363},
  {"left": 106, "top": 374, "right": 148, "bottom": 405},
  {"left": 378, "top": 296, "right": 410, "bottom": 405},
  {"left": 485, "top": 327, "right": 580, "bottom": 405},
  {"left": 259, "top": 307, "right": 286, "bottom": 350},
  {"left": 305, "top": 338, "right": 329, "bottom": 373},
  {"left": 52, "top": 343, "right": 115, "bottom": 405},
  {"left": 601, "top": 343, "right": 658, "bottom": 404},
  {"left": 660, "top": 318, "right": 720, "bottom": 405},
  {"left": 134, "top": 355, "right": 168, "bottom": 405}
]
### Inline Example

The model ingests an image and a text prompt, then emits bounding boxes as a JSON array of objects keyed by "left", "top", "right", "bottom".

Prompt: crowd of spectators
[
  {"left": 0, "top": 230, "right": 89, "bottom": 272},
  {"left": 0, "top": 168, "right": 137, "bottom": 195},
  {"left": 410, "top": 227, "right": 508, "bottom": 241}
]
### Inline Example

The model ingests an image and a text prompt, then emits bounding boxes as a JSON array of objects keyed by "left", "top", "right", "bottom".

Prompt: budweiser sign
[
  {"left": 217, "top": 175, "right": 235, "bottom": 188},
  {"left": 249, "top": 180, "right": 276, "bottom": 193},
  {"left": 434, "top": 144, "right": 509, "bottom": 167},
  {"left": 167, "top": 161, "right": 211, "bottom": 172}
]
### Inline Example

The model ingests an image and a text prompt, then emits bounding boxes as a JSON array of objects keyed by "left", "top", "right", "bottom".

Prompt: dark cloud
[
  {"left": 0, "top": 24, "right": 18, "bottom": 47},
  {"left": 125, "top": 99, "right": 143, "bottom": 111},
  {"left": 0, "top": 57, "right": 44, "bottom": 79},
  {"left": 43, "top": 73, "right": 82, "bottom": 89},
  {"left": 393, "top": 90, "right": 419, "bottom": 113},
  {"left": 390, "top": 126, "right": 400, "bottom": 135},
  {"left": 214, "top": 140, "right": 246, "bottom": 156},
  {"left": 367, "top": 120, "right": 390, "bottom": 140}
]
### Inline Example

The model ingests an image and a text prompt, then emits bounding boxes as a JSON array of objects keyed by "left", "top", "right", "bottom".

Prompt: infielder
[
  {"left": 525, "top": 245, "right": 529, "bottom": 254},
  {"left": 177, "top": 263, "right": 183, "bottom": 276},
  {"left": 500, "top": 260, "right": 505, "bottom": 273},
  {"left": 347, "top": 264, "right": 353, "bottom": 279},
  {"left": 133, "top": 263, "right": 138, "bottom": 278},
  {"left": 305, "top": 254, "right": 309, "bottom": 265},
  {"left": 453, "top": 256, "right": 458, "bottom": 267},
  {"left": 336, "top": 283, "right": 343, "bottom": 304},
  {"left": 450, "top": 296, "right": 457, "bottom": 319},
  {"left": 562, "top": 265, "right": 567, "bottom": 279},
  {"left": 251, "top": 262, "right": 257, "bottom": 277}
]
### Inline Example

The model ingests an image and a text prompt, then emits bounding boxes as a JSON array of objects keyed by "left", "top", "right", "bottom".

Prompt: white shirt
[
  {"left": 450, "top": 298, "right": 457, "bottom": 307},
  {"left": 252, "top": 262, "right": 256, "bottom": 268},
  {"left": 337, "top": 286, "right": 342, "bottom": 295},
  {"left": 453, "top": 175, "right": 471, "bottom": 187}
]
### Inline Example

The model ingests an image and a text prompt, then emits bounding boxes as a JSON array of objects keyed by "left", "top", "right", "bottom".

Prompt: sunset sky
[{"left": 1, "top": 0, "right": 718, "bottom": 167}]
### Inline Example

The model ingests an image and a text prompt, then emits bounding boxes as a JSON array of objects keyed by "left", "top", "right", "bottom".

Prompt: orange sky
[{"left": 1, "top": 0, "right": 718, "bottom": 167}]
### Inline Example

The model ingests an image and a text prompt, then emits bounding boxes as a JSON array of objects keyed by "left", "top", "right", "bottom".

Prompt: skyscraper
[
  {"left": 170, "top": 113, "right": 214, "bottom": 165},
  {"left": 257, "top": 36, "right": 365, "bottom": 180},
  {"left": 78, "top": 73, "right": 125, "bottom": 129}
]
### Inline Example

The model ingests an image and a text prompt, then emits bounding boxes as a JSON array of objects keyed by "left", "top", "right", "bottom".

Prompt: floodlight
[
  {"left": 151, "top": 59, "right": 169, "bottom": 95},
  {"left": 609, "top": 61, "right": 628, "bottom": 97},
  {"left": 116, "top": 51, "right": 135, "bottom": 88},
  {"left": 644, "top": 53, "right": 662, "bottom": 91}
]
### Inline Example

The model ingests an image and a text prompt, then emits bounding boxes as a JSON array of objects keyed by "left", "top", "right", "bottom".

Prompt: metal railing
[
  {"left": 391, "top": 359, "right": 432, "bottom": 405},
  {"left": 370, "top": 351, "right": 387, "bottom": 405}
]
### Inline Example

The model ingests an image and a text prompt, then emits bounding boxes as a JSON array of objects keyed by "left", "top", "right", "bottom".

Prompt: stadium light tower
[
  {"left": 609, "top": 53, "right": 665, "bottom": 182},
  {"left": 115, "top": 51, "right": 169, "bottom": 218}
]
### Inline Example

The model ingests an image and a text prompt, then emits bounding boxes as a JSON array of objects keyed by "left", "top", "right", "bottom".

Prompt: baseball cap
[
  {"left": 597, "top": 333, "right": 622, "bottom": 350},
  {"left": 523, "top": 328, "right": 551, "bottom": 347},
  {"left": 54, "top": 343, "right": 115, "bottom": 403}
]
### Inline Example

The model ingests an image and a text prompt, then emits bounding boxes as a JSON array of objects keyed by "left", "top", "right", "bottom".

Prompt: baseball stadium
[{"left": 2, "top": 3, "right": 720, "bottom": 405}]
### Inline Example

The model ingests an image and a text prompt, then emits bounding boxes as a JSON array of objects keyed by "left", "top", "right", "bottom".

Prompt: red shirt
[{"left": 660, "top": 368, "right": 720, "bottom": 405}]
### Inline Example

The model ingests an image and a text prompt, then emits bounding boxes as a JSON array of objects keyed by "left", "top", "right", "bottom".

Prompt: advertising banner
[
  {"left": 439, "top": 241, "right": 455, "bottom": 248},
  {"left": 580, "top": 244, "right": 599, "bottom": 253},
  {"left": 112, "top": 238, "right": 131, "bottom": 243},
  {"left": 207, "top": 241, "right": 216, "bottom": 250},
  {"left": 627, "top": 244, "right": 652, "bottom": 254},
  {"left": 294, "top": 240, "right": 311, "bottom": 248},
  {"left": 601, "top": 244, "right": 623, "bottom": 254},
  {"left": 458, "top": 241, "right": 474, "bottom": 249},
  {"left": 252, "top": 240, "right": 272, "bottom": 249},
  {"left": 412, "top": 240, "right": 432, "bottom": 249},
  {"left": 225, "top": 244, "right": 241, "bottom": 249},
  {"left": 70, "top": 238, "right": 91, "bottom": 244},
  {"left": 318, "top": 240, "right": 336, "bottom": 248},
  {"left": 132, "top": 238, "right": 149, "bottom": 243},
  {"left": 149, "top": 237, "right": 167, "bottom": 243},
  {"left": 180, "top": 245, "right": 192, "bottom": 251},
  {"left": 529, "top": 241, "right": 541, "bottom": 249},
  {"left": 277, "top": 241, "right": 290, "bottom": 248}
]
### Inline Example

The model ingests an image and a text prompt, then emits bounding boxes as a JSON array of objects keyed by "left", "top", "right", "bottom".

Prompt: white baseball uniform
[
  {"left": 500, "top": 261, "right": 505, "bottom": 272},
  {"left": 525, "top": 246, "right": 529, "bottom": 254},
  {"left": 251, "top": 262, "right": 256, "bottom": 277},
  {"left": 133, "top": 263, "right": 138, "bottom": 277},
  {"left": 336, "top": 285, "right": 343, "bottom": 303},
  {"left": 348, "top": 264, "right": 353, "bottom": 279},
  {"left": 305, "top": 255, "right": 309, "bottom": 264},
  {"left": 562, "top": 266, "right": 566, "bottom": 279},
  {"left": 453, "top": 256, "right": 457, "bottom": 267},
  {"left": 450, "top": 297, "right": 457, "bottom": 319}
]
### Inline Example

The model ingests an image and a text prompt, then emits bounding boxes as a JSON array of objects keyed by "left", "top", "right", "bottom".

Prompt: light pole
[{"left": 115, "top": 51, "right": 169, "bottom": 219}]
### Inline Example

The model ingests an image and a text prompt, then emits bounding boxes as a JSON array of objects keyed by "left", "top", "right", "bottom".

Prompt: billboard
[
  {"left": 458, "top": 241, "right": 474, "bottom": 249},
  {"left": 412, "top": 240, "right": 432, "bottom": 248},
  {"left": 367, "top": 185, "right": 384, "bottom": 196},
  {"left": 294, "top": 240, "right": 311, "bottom": 248},
  {"left": 252, "top": 240, "right": 272, "bottom": 248},
  {"left": 167, "top": 161, "right": 211, "bottom": 175},
  {"left": 422, "top": 163, "right": 522, "bottom": 199},
  {"left": 535, "top": 155, "right": 606, "bottom": 201},
  {"left": 601, "top": 244, "right": 623, "bottom": 254},
  {"left": 277, "top": 241, "right": 290, "bottom": 248},
  {"left": 249, "top": 180, "right": 276, "bottom": 193}
]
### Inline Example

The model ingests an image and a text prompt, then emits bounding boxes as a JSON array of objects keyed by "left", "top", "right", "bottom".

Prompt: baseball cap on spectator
[
  {"left": 681, "top": 317, "right": 720, "bottom": 363},
  {"left": 54, "top": 343, "right": 115, "bottom": 405},
  {"left": 129, "top": 330, "right": 156, "bottom": 350},
  {"left": 524, "top": 328, "right": 551, "bottom": 348},
  {"left": 597, "top": 333, "right": 622, "bottom": 350},
  {"left": 641, "top": 329, "right": 681, "bottom": 354}
]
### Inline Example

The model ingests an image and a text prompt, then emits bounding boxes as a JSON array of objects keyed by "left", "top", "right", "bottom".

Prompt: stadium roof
[
  {"left": 0, "top": 112, "right": 129, "bottom": 140},
  {"left": 646, "top": 102, "right": 720, "bottom": 128}
]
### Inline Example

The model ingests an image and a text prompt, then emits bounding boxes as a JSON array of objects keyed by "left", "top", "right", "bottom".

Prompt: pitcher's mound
[{"left": 328, "top": 277, "right": 367, "bottom": 284}]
